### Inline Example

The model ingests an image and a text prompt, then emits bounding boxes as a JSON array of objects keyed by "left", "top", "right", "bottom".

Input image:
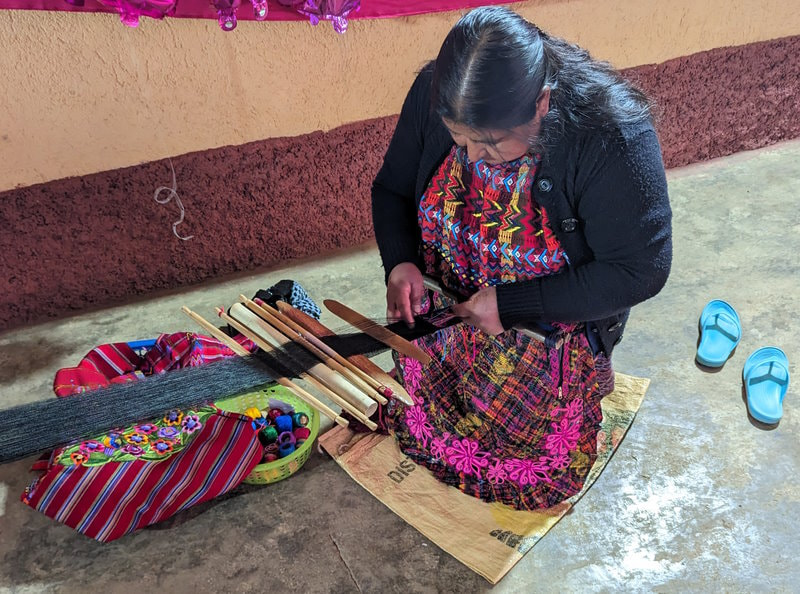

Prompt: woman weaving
[{"left": 371, "top": 7, "right": 672, "bottom": 509}]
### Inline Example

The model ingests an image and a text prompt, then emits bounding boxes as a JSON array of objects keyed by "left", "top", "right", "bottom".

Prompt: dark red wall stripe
[{"left": 1, "top": 35, "right": 799, "bottom": 332}]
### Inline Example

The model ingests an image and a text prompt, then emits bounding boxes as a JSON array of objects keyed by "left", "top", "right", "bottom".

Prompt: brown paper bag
[{"left": 319, "top": 372, "right": 650, "bottom": 584}]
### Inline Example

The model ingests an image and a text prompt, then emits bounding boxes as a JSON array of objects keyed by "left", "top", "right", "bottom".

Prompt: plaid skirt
[{"left": 386, "top": 321, "right": 604, "bottom": 510}]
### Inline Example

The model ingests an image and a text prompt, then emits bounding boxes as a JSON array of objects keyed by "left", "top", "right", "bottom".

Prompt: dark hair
[{"left": 431, "top": 7, "right": 652, "bottom": 145}]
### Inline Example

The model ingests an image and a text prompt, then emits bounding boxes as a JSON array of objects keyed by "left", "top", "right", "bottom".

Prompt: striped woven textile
[
  {"left": 22, "top": 409, "right": 261, "bottom": 542},
  {"left": 53, "top": 332, "right": 256, "bottom": 397}
]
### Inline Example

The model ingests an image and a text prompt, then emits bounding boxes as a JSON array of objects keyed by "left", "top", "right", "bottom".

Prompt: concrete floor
[{"left": 1, "top": 139, "right": 798, "bottom": 593}]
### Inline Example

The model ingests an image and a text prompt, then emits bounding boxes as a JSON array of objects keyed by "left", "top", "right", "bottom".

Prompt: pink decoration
[
  {"left": 544, "top": 417, "right": 581, "bottom": 456},
  {"left": 251, "top": 0, "right": 266, "bottom": 19},
  {"left": 401, "top": 356, "right": 424, "bottom": 403},
  {"left": 405, "top": 405, "right": 433, "bottom": 447},
  {"left": 444, "top": 438, "right": 490, "bottom": 477},
  {"left": 95, "top": 0, "right": 177, "bottom": 27},
  {"left": 503, "top": 458, "right": 552, "bottom": 487},
  {"left": 4, "top": 1, "right": 510, "bottom": 28},
  {"left": 279, "top": 0, "right": 359, "bottom": 33},
  {"left": 429, "top": 432, "right": 450, "bottom": 461},
  {"left": 486, "top": 459, "right": 508, "bottom": 484},
  {"left": 212, "top": 0, "right": 240, "bottom": 29}
]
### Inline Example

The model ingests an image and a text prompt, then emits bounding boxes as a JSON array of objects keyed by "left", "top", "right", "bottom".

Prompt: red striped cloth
[
  {"left": 22, "top": 409, "right": 261, "bottom": 542},
  {"left": 53, "top": 332, "right": 256, "bottom": 397},
  {"left": 29, "top": 331, "right": 262, "bottom": 541}
]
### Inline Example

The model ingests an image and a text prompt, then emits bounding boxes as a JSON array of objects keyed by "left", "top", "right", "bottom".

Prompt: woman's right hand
[{"left": 386, "top": 262, "right": 425, "bottom": 326}]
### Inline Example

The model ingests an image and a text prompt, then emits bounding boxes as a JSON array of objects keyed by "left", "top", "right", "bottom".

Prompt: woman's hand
[
  {"left": 451, "top": 286, "right": 505, "bottom": 335},
  {"left": 386, "top": 263, "right": 425, "bottom": 326}
]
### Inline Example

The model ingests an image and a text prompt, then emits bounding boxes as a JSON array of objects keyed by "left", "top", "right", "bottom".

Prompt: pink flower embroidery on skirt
[
  {"left": 430, "top": 432, "right": 450, "bottom": 461},
  {"left": 503, "top": 458, "right": 553, "bottom": 487},
  {"left": 486, "top": 459, "right": 508, "bottom": 484},
  {"left": 544, "top": 452, "right": 571, "bottom": 470},
  {"left": 405, "top": 406, "right": 433, "bottom": 447},
  {"left": 445, "top": 438, "right": 490, "bottom": 477},
  {"left": 402, "top": 356, "right": 425, "bottom": 404},
  {"left": 551, "top": 398, "right": 584, "bottom": 419},
  {"left": 544, "top": 417, "right": 581, "bottom": 456}
]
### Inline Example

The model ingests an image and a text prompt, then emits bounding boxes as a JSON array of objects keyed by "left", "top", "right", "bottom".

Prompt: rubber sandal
[
  {"left": 743, "top": 347, "right": 790, "bottom": 425},
  {"left": 696, "top": 300, "right": 741, "bottom": 367}
]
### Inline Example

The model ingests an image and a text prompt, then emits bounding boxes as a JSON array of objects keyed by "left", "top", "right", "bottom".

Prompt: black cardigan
[{"left": 371, "top": 67, "right": 673, "bottom": 355}]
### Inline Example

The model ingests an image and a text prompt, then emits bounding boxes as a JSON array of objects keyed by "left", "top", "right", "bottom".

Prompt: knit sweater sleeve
[
  {"left": 496, "top": 128, "right": 673, "bottom": 326},
  {"left": 371, "top": 69, "right": 432, "bottom": 280}
]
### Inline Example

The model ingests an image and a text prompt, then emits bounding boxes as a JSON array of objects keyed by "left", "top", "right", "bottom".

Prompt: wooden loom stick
[
  {"left": 228, "top": 303, "right": 377, "bottom": 418},
  {"left": 217, "top": 308, "right": 378, "bottom": 431},
  {"left": 256, "top": 297, "right": 393, "bottom": 402},
  {"left": 181, "top": 307, "right": 348, "bottom": 428},
  {"left": 276, "top": 301, "right": 414, "bottom": 407},
  {"left": 182, "top": 306, "right": 250, "bottom": 356},
  {"left": 324, "top": 300, "right": 433, "bottom": 366},
  {"left": 241, "top": 295, "right": 388, "bottom": 406}
]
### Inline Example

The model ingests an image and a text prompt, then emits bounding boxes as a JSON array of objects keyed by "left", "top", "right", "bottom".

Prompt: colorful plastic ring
[
  {"left": 293, "top": 427, "right": 311, "bottom": 441},
  {"left": 278, "top": 441, "right": 296, "bottom": 458},
  {"left": 260, "top": 425, "right": 278, "bottom": 444},
  {"left": 277, "top": 431, "right": 296, "bottom": 446},
  {"left": 275, "top": 414, "right": 293, "bottom": 434}
]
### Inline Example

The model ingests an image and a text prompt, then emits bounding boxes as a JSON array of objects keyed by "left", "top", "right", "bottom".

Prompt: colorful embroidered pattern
[
  {"left": 22, "top": 331, "right": 267, "bottom": 542},
  {"left": 55, "top": 407, "right": 213, "bottom": 467},
  {"left": 419, "top": 147, "right": 569, "bottom": 295},
  {"left": 22, "top": 409, "right": 262, "bottom": 543},
  {"left": 385, "top": 146, "right": 603, "bottom": 510}
]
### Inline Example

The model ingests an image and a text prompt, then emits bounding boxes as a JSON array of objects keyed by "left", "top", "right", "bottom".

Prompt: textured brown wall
[
  {"left": 2, "top": 0, "right": 800, "bottom": 192},
  {"left": 1, "top": 35, "right": 800, "bottom": 332}
]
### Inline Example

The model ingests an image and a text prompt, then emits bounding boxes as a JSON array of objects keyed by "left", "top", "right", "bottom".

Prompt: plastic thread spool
[
  {"left": 244, "top": 407, "right": 262, "bottom": 419},
  {"left": 264, "top": 453, "right": 278, "bottom": 462},
  {"left": 251, "top": 416, "right": 268, "bottom": 431},
  {"left": 275, "top": 414, "right": 293, "bottom": 434},
  {"left": 293, "top": 427, "right": 311, "bottom": 442},
  {"left": 292, "top": 412, "right": 309, "bottom": 428},
  {"left": 277, "top": 431, "right": 297, "bottom": 458},
  {"left": 277, "top": 431, "right": 296, "bottom": 446},
  {"left": 260, "top": 425, "right": 278, "bottom": 444},
  {"left": 264, "top": 442, "right": 279, "bottom": 456},
  {"left": 268, "top": 408, "right": 284, "bottom": 422}
]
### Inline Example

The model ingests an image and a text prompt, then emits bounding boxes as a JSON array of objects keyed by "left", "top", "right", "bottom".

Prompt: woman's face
[
  {"left": 442, "top": 119, "right": 535, "bottom": 165},
  {"left": 442, "top": 88, "right": 551, "bottom": 165}
]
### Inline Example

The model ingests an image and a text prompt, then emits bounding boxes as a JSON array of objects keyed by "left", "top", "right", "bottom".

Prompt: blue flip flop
[
  {"left": 696, "top": 300, "right": 741, "bottom": 367},
  {"left": 743, "top": 347, "right": 790, "bottom": 425}
]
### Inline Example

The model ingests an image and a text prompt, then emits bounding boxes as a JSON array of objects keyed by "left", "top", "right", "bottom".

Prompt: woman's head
[
  {"left": 431, "top": 7, "right": 653, "bottom": 164},
  {"left": 431, "top": 7, "right": 550, "bottom": 163}
]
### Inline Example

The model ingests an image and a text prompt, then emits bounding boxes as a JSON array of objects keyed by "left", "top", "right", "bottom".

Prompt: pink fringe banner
[{"left": 0, "top": 0, "right": 512, "bottom": 29}]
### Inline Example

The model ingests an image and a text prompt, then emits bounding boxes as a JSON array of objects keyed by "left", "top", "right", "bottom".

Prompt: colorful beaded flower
[
  {"left": 122, "top": 444, "right": 144, "bottom": 457},
  {"left": 151, "top": 440, "right": 174, "bottom": 455},
  {"left": 135, "top": 423, "right": 158, "bottom": 435},
  {"left": 157, "top": 426, "right": 181, "bottom": 440},
  {"left": 182, "top": 414, "right": 202, "bottom": 435},
  {"left": 124, "top": 431, "right": 149, "bottom": 446},
  {"left": 70, "top": 452, "right": 88, "bottom": 466},
  {"left": 79, "top": 440, "right": 106, "bottom": 456},
  {"left": 103, "top": 433, "right": 124, "bottom": 449},
  {"left": 163, "top": 410, "right": 184, "bottom": 426}
]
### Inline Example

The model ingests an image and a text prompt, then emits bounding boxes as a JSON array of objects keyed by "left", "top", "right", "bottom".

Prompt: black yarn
[{"left": 0, "top": 313, "right": 462, "bottom": 464}]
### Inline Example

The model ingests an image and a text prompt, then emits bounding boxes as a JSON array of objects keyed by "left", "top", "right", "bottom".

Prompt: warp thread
[
  {"left": 153, "top": 158, "right": 194, "bottom": 241},
  {"left": 0, "top": 308, "right": 467, "bottom": 463}
]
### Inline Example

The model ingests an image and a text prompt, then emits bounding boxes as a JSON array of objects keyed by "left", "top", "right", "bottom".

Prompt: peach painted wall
[{"left": 1, "top": 0, "right": 799, "bottom": 191}]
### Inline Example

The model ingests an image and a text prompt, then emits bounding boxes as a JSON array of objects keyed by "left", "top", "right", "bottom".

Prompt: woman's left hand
[{"left": 451, "top": 286, "right": 505, "bottom": 335}]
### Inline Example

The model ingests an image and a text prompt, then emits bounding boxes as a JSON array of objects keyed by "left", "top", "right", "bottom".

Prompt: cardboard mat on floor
[{"left": 319, "top": 372, "right": 650, "bottom": 584}]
